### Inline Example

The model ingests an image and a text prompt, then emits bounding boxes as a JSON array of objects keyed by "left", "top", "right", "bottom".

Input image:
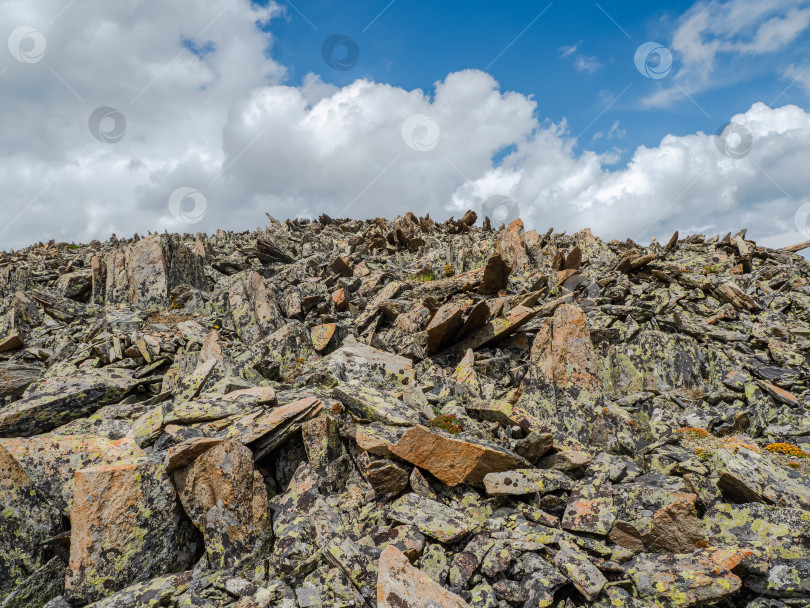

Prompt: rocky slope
[{"left": 1, "top": 211, "right": 809, "bottom": 608}]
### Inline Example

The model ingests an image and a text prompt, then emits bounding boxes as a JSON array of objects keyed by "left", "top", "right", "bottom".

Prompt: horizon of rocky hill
[{"left": 1, "top": 210, "right": 810, "bottom": 608}]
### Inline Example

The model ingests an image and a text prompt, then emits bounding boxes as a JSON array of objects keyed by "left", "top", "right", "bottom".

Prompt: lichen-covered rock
[
  {"left": 714, "top": 447, "right": 810, "bottom": 510},
  {"left": 0, "top": 445, "right": 61, "bottom": 601},
  {"left": 172, "top": 440, "right": 269, "bottom": 569},
  {"left": 65, "top": 458, "right": 200, "bottom": 603},
  {"left": 626, "top": 548, "right": 753, "bottom": 606},
  {"left": 704, "top": 502, "right": 810, "bottom": 597},
  {"left": 0, "top": 556, "right": 66, "bottom": 608},
  {"left": 483, "top": 468, "right": 572, "bottom": 496},
  {"left": 0, "top": 368, "right": 136, "bottom": 437},
  {"left": 4, "top": 213, "right": 810, "bottom": 608},
  {"left": 377, "top": 545, "right": 469, "bottom": 607},
  {"left": 388, "top": 493, "right": 472, "bottom": 543}
]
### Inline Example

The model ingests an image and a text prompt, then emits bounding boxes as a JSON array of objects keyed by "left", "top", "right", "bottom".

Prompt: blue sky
[
  {"left": 266, "top": 0, "right": 810, "bottom": 165},
  {"left": 3, "top": 0, "right": 810, "bottom": 249}
]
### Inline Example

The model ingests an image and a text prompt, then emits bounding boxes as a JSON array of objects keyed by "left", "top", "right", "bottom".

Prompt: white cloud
[
  {"left": 559, "top": 41, "right": 602, "bottom": 74},
  {"left": 574, "top": 55, "right": 603, "bottom": 74},
  {"left": 643, "top": 0, "right": 810, "bottom": 108},
  {"left": 1, "top": 0, "right": 810, "bottom": 253}
]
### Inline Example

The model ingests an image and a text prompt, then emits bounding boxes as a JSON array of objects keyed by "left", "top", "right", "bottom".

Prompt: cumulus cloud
[
  {"left": 1, "top": 0, "right": 809, "bottom": 252},
  {"left": 453, "top": 101, "right": 810, "bottom": 247}
]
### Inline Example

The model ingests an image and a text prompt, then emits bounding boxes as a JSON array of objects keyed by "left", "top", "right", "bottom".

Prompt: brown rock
[
  {"left": 426, "top": 301, "right": 466, "bottom": 353},
  {"left": 366, "top": 459, "right": 410, "bottom": 499},
  {"left": 329, "top": 256, "right": 353, "bottom": 277},
  {"left": 332, "top": 287, "right": 348, "bottom": 311},
  {"left": 389, "top": 425, "right": 524, "bottom": 486},
  {"left": 643, "top": 496, "right": 707, "bottom": 553},
  {"left": 66, "top": 458, "right": 199, "bottom": 602},
  {"left": 311, "top": 323, "right": 337, "bottom": 352},
  {"left": 0, "top": 331, "right": 22, "bottom": 353},
  {"left": 172, "top": 440, "right": 268, "bottom": 569},
  {"left": 478, "top": 253, "right": 512, "bottom": 295},
  {"left": 377, "top": 545, "right": 469, "bottom": 608},
  {"left": 532, "top": 302, "right": 602, "bottom": 397},
  {"left": 165, "top": 437, "right": 224, "bottom": 472}
]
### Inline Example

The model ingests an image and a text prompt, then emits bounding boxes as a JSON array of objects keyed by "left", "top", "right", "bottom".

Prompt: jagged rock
[
  {"left": 389, "top": 425, "right": 525, "bottom": 486},
  {"left": 715, "top": 447, "right": 810, "bottom": 509},
  {"left": 554, "top": 540, "right": 607, "bottom": 601},
  {"left": 4, "top": 212, "right": 810, "bottom": 608},
  {"left": 65, "top": 457, "right": 200, "bottom": 603},
  {"left": 0, "top": 556, "right": 66, "bottom": 608},
  {"left": 0, "top": 445, "right": 61, "bottom": 601},
  {"left": 642, "top": 495, "right": 706, "bottom": 553},
  {"left": 172, "top": 440, "right": 269, "bottom": 569},
  {"left": 377, "top": 545, "right": 469, "bottom": 607},
  {"left": 366, "top": 458, "right": 410, "bottom": 499}
]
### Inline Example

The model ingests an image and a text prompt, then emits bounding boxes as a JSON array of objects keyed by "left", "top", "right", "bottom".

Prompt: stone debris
[{"left": 1, "top": 211, "right": 809, "bottom": 607}]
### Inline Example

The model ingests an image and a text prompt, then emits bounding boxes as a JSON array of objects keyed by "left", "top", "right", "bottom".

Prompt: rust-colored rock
[
  {"left": 389, "top": 425, "right": 524, "bottom": 486},
  {"left": 311, "top": 322, "right": 337, "bottom": 352},
  {"left": 377, "top": 545, "right": 469, "bottom": 608},
  {"left": 66, "top": 458, "right": 199, "bottom": 603},
  {"left": 172, "top": 440, "right": 268, "bottom": 569}
]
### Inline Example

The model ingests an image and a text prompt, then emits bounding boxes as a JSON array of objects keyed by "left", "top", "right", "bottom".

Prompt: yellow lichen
[{"left": 764, "top": 443, "right": 808, "bottom": 458}]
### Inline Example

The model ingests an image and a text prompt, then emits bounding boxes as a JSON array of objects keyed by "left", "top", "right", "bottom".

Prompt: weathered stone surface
[
  {"left": 0, "top": 368, "right": 135, "bottom": 437},
  {"left": 554, "top": 541, "right": 607, "bottom": 601},
  {"left": 388, "top": 493, "right": 472, "bottom": 543},
  {"left": 0, "top": 556, "right": 65, "bottom": 608},
  {"left": 643, "top": 495, "right": 706, "bottom": 553},
  {"left": 66, "top": 458, "right": 199, "bottom": 603},
  {"left": 533, "top": 302, "right": 602, "bottom": 398},
  {"left": 715, "top": 447, "right": 810, "bottom": 510},
  {"left": 377, "top": 545, "right": 469, "bottom": 608},
  {"left": 390, "top": 425, "right": 525, "bottom": 486},
  {"left": 366, "top": 458, "right": 410, "bottom": 499},
  {"left": 333, "top": 383, "right": 422, "bottom": 426},
  {"left": 626, "top": 548, "right": 752, "bottom": 606},
  {"left": 6, "top": 212, "right": 810, "bottom": 608},
  {"left": 172, "top": 440, "right": 268, "bottom": 569},
  {"left": 704, "top": 502, "right": 810, "bottom": 597},
  {"left": 483, "top": 468, "right": 572, "bottom": 496},
  {"left": 0, "top": 445, "right": 61, "bottom": 600}
]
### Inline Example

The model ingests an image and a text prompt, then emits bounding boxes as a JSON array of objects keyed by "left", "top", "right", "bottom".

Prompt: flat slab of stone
[
  {"left": 388, "top": 493, "right": 472, "bottom": 543},
  {"left": 0, "top": 368, "right": 135, "bottom": 437},
  {"left": 483, "top": 468, "right": 572, "bottom": 496},
  {"left": 389, "top": 425, "right": 524, "bottom": 486}
]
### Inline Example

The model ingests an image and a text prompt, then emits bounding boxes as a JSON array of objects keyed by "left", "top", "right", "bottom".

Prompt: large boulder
[{"left": 65, "top": 458, "right": 200, "bottom": 603}]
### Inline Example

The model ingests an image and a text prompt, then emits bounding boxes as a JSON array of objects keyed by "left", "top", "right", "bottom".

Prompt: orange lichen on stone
[
  {"left": 677, "top": 427, "right": 709, "bottom": 438},
  {"left": 765, "top": 443, "right": 808, "bottom": 458}
]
